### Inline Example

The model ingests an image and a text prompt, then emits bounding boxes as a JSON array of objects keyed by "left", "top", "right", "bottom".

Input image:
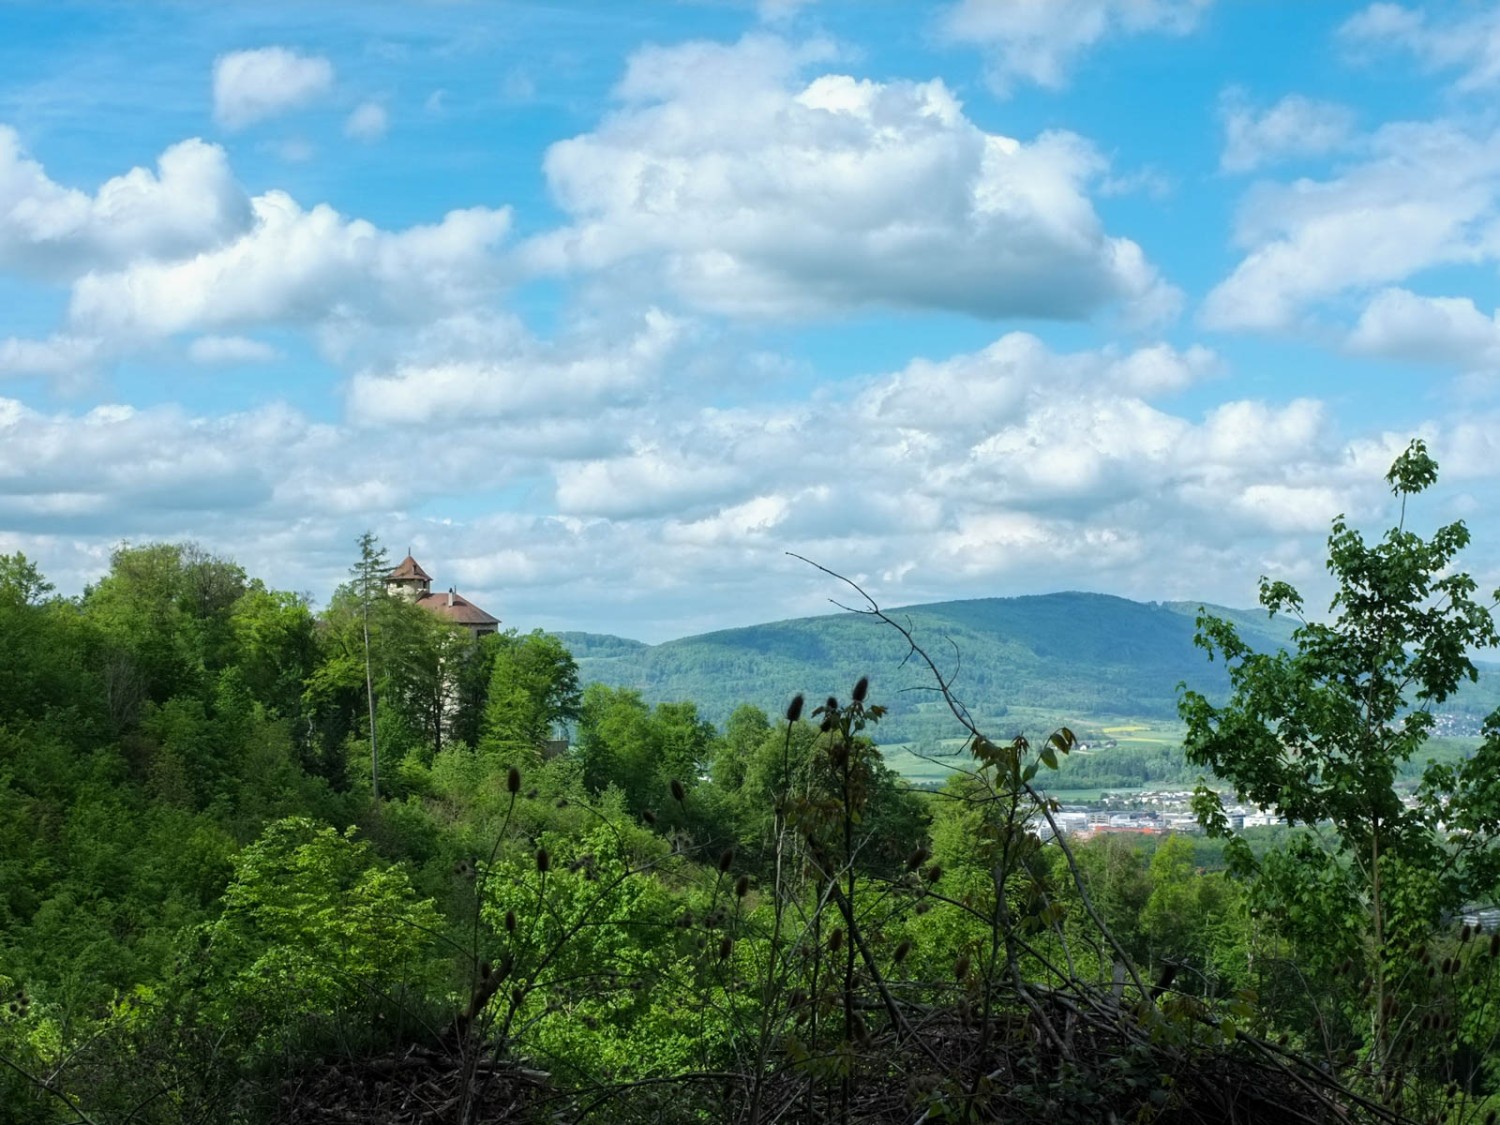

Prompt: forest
[{"left": 2, "top": 441, "right": 1500, "bottom": 1125}]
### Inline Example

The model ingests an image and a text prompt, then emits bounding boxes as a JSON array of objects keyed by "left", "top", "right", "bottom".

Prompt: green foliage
[
  {"left": 478, "top": 629, "right": 581, "bottom": 762},
  {"left": 203, "top": 816, "right": 443, "bottom": 1052},
  {"left": 574, "top": 684, "right": 716, "bottom": 813},
  {"left": 8, "top": 535, "right": 1484, "bottom": 1122},
  {"left": 1181, "top": 439, "right": 1500, "bottom": 1090},
  {"left": 559, "top": 591, "right": 1312, "bottom": 745}
]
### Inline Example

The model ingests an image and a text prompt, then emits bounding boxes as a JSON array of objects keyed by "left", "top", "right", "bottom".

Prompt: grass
[{"left": 878, "top": 716, "right": 1193, "bottom": 788}]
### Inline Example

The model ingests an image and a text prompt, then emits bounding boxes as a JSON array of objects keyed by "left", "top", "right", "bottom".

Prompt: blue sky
[{"left": 4, "top": 0, "right": 1500, "bottom": 641}]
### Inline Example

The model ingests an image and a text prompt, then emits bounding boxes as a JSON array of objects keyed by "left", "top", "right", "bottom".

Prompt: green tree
[
  {"left": 1180, "top": 439, "right": 1500, "bottom": 1085},
  {"left": 479, "top": 630, "right": 581, "bottom": 762},
  {"left": 203, "top": 816, "right": 441, "bottom": 1052},
  {"left": 350, "top": 533, "right": 390, "bottom": 798},
  {"left": 574, "top": 686, "right": 716, "bottom": 812},
  {"left": 0, "top": 552, "right": 52, "bottom": 605}
]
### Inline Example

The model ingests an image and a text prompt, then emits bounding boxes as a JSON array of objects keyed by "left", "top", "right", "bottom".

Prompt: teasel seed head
[
  {"left": 893, "top": 940, "right": 911, "bottom": 964},
  {"left": 718, "top": 936, "right": 734, "bottom": 962},
  {"left": 786, "top": 694, "right": 805, "bottom": 723},
  {"left": 670, "top": 778, "right": 686, "bottom": 803},
  {"left": 642, "top": 808, "right": 656, "bottom": 825},
  {"left": 906, "top": 846, "right": 930, "bottom": 871},
  {"left": 718, "top": 847, "right": 735, "bottom": 873},
  {"left": 851, "top": 1013, "right": 870, "bottom": 1045},
  {"left": 507, "top": 766, "right": 521, "bottom": 794},
  {"left": 828, "top": 928, "right": 844, "bottom": 953},
  {"left": 536, "top": 848, "right": 551, "bottom": 873},
  {"left": 955, "top": 955, "right": 971, "bottom": 981},
  {"left": 735, "top": 874, "right": 750, "bottom": 898},
  {"left": 1461, "top": 923, "right": 1472, "bottom": 943},
  {"left": 505, "top": 909, "right": 516, "bottom": 933},
  {"left": 852, "top": 676, "right": 869, "bottom": 703},
  {"left": 924, "top": 863, "right": 944, "bottom": 884}
]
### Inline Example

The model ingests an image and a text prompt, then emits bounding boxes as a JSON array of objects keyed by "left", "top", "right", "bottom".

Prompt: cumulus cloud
[
  {"left": 65, "top": 192, "right": 512, "bottom": 346},
  {"left": 1202, "top": 120, "right": 1500, "bottom": 331},
  {"left": 1219, "top": 90, "right": 1355, "bottom": 173},
  {"left": 213, "top": 47, "right": 335, "bottom": 130},
  {"left": 4, "top": 326, "right": 1494, "bottom": 641},
  {"left": 0, "top": 335, "right": 101, "bottom": 379},
  {"left": 186, "top": 335, "right": 281, "bottom": 365},
  {"left": 346, "top": 309, "right": 683, "bottom": 425},
  {"left": 941, "top": 0, "right": 1213, "bottom": 93},
  {"left": 344, "top": 101, "right": 388, "bottom": 141},
  {"left": 1341, "top": 3, "right": 1500, "bottom": 91},
  {"left": 1347, "top": 288, "right": 1500, "bottom": 373},
  {"left": 548, "top": 333, "right": 1329, "bottom": 550},
  {"left": 527, "top": 36, "right": 1178, "bottom": 324},
  {"left": 0, "top": 128, "right": 250, "bottom": 279}
]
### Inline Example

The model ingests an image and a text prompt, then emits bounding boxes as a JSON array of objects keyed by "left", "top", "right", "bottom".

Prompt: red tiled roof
[
  {"left": 389, "top": 555, "right": 432, "bottom": 582},
  {"left": 415, "top": 590, "right": 500, "bottom": 627}
]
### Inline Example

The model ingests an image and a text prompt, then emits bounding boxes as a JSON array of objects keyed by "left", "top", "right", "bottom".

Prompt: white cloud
[
  {"left": 186, "top": 334, "right": 281, "bottom": 365},
  {"left": 1219, "top": 90, "right": 1355, "bottom": 173},
  {"left": 213, "top": 47, "right": 335, "bottom": 130},
  {"left": 4, "top": 327, "right": 1494, "bottom": 642},
  {"left": 0, "top": 335, "right": 100, "bottom": 379},
  {"left": 344, "top": 101, "right": 388, "bottom": 141},
  {"left": 1202, "top": 120, "right": 1500, "bottom": 331},
  {"left": 65, "top": 191, "right": 512, "bottom": 346},
  {"left": 345, "top": 309, "right": 683, "bottom": 424},
  {"left": 1347, "top": 288, "right": 1500, "bottom": 372},
  {"left": 529, "top": 36, "right": 1177, "bottom": 324},
  {"left": 0, "top": 128, "right": 250, "bottom": 279},
  {"left": 1341, "top": 4, "right": 1500, "bottom": 91},
  {"left": 758, "top": 0, "right": 817, "bottom": 23},
  {"left": 941, "top": 0, "right": 1213, "bottom": 93}
]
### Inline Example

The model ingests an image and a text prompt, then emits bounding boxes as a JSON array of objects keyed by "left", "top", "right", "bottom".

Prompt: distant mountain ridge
[
  {"left": 558, "top": 591, "right": 1500, "bottom": 747},
  {"left": 556, "top": 591, "right": 1304, "bottom": 745}
]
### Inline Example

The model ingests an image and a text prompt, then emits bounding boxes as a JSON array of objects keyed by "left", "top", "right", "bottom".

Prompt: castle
[{"left": 385, "top": 554, "right": 500, "bottom": 638}]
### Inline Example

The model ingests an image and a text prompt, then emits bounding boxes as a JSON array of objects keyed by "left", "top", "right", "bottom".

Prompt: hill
[{"left": 556, "top": 591, "right": 1307, "bottom": 748}]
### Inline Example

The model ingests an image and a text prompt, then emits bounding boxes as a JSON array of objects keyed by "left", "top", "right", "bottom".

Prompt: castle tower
[
  {"left": 386, "top": 554, "right": 432, "bottom": 601},
  {"left": 385, "top": 554, "right": 500, "bottom": 638}
]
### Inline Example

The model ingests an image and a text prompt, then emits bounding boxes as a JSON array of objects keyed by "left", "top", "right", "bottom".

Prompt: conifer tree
[{"left": 350, "top": 532, "right": 390, "bottom": 798}]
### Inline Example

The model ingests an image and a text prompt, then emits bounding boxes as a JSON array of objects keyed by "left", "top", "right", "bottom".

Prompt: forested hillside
[
  {"left": 3, "top": 450, "right": 1500, "bottom": 1124},
  {"left": 562, "top": 592, "right": 1500, "bottom": 748}
]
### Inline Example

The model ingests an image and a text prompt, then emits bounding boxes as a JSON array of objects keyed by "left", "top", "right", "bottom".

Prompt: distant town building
[{"left": 386, "top": 554, "right": 500, "bottom": 639}]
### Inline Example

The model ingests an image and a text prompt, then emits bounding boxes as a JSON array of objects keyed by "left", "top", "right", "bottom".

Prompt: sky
[{"left": 4, "top": 0, "right": 1500, "bottom": 642}]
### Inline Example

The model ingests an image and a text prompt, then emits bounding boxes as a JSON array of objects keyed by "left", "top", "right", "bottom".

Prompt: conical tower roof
[{"left": 389, "top": 554, "right": 432, "bottom": 582}]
